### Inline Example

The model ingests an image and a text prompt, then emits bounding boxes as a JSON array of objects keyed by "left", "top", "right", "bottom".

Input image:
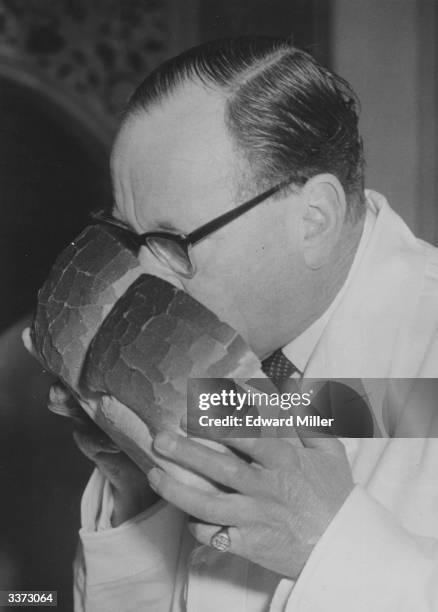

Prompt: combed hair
[{"left": 124, "top": 37, "right": 365, "bottom": 220}]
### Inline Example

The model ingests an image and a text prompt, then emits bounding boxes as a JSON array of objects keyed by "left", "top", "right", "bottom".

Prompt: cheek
[
  {"left": 182, "top": 240, "right": 271, "bottom": 332},
  {"left": 183, "top": 268, "right": 244, "bottom": 322}
]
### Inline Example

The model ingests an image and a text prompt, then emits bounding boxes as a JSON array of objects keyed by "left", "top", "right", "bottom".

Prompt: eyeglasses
[{"left": 91, "top": 178, "right": 292, "bottom": 278}]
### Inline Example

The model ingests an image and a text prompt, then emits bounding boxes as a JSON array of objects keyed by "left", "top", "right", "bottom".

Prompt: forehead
[{"left": 111, "top": 82, "right": 243, "bottom": 231}]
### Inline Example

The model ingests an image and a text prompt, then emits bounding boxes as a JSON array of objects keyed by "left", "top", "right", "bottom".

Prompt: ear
[{"left": 299, "top": 174, "right": 347, "bottom": 269}]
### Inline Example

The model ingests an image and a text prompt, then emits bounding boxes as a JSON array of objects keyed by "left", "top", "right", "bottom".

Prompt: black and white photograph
[{"left": 1, "top": 1, "right": 438, "bottom": 610}]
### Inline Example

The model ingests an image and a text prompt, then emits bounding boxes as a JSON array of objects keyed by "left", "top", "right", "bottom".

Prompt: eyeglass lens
[{"left": 145, "top": 236, "right": 194, "bottom": 277}]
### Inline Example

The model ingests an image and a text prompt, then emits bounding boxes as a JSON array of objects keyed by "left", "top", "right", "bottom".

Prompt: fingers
[
  {"left": 225, "top": 430, "right": 344, "bottom": 464},
  {"left": 297, "top": 430, "right": 346, "bottom": 457},
  {"left": 148, "top": 468, "right": 246, "bottom": 526},
  {"left": 221, "top": 436, "right": 296, "bottom": 469},
  {"left": 187, "top": 519, "right": 219, "bottom": 545},
  {"left": 187, "top": 520, "right": 244, "bottom": 556},
  {"left": 95, "top": 395, "right": 155, "bottom": 474},
  {"left": 153, "top": 432, "right": 260, "bottom": 494},
  {"left": 73, "top": 421, "right": 160, "bottom": 526},
  {"left": 73, "top": 421, "right": 121, "bottom": 457},
  {"left": 48, "top": 383, "right": 83, "bottom": 419}
]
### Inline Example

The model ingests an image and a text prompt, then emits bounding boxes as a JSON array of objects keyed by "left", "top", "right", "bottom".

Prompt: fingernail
[
  {"left": 101, "top": 395, "right": 111, "bottom": 408},
  {"left": 147, "top": 468, "right": 161, "bottom": 489},
  {"left": 51, "top": 385, "right": 70, "bottom": 401},
  {"left": 99, "top": 395, "right": 115, "bottom": 414},
  {"left": 98, "top": 396, "right": 115, "bottom": 424},
  {"left": 154, "top": 432, "right": 176, "bottom": 455}
]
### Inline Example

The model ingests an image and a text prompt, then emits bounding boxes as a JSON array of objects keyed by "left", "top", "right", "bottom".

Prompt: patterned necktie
[
  {"left": 261, "top": 348, "right": 298, "bottom": 388},
  {"left": 262, "top": 351, "right": 375, "bottom": 437}
]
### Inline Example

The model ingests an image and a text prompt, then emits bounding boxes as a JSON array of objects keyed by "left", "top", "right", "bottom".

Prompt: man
[{"left": 45, "top": 37, "right": 438, "bottom": 610}]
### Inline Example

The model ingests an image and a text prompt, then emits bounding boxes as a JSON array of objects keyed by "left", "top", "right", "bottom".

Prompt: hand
[
  {"left": 49, "top": 384, "right": 160, "bottom": 527},
  {"left": 148, "top": 431, "right": 354, "bottom": 579},
  {"left": 22, "top": 327, "right": 159, "bottom": 526}
]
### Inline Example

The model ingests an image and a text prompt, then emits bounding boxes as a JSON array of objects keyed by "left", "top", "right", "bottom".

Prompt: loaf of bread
[{"left": 31, "top": 223, "right": 262, "bottom": 484}]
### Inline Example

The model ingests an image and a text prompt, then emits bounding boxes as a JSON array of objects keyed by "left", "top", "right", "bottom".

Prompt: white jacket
[{"left": 75, "top": 192, "right": 438, "bottom": 611}]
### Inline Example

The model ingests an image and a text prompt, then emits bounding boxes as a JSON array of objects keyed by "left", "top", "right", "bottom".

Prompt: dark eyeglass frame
[{"left": 91, "top": 177, "right": 293, "bottom": 278}]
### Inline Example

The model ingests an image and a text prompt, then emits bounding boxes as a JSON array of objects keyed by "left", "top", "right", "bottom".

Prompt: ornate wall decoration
[{"left": 0, "top": 0, "right": 187, "bottom": 145}]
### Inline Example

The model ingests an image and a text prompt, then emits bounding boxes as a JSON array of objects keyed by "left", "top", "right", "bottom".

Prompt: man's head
[{"left": 111, "top": 37, "right": 366, "bottom": 358}]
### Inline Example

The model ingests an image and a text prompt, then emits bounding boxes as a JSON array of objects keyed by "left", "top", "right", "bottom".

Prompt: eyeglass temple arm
[
  {"left": 90, "top": 212, "right": 147, "bottom": 246},
  {"left": 186, "top": 181, "right": 289, "bottom": 246}
]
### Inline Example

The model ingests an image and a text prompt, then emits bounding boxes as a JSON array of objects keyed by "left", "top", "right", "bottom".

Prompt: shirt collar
[{"left": 282, "top": 197, "right": 377, "bottom": 374}]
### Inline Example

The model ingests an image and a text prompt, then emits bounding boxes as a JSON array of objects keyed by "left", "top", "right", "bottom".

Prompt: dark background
[{"left": 0, "top": 1, "right": 437, "bottom": 611}]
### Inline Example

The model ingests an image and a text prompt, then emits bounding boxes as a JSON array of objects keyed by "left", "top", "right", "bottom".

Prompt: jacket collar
[{"left": 283, "top": 191, "right": 427, "bottom": 378}]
